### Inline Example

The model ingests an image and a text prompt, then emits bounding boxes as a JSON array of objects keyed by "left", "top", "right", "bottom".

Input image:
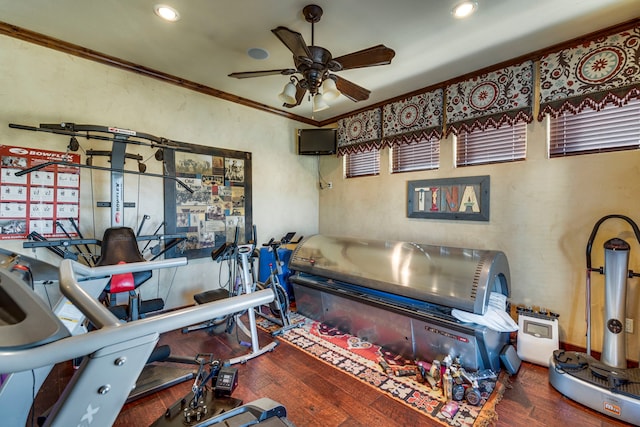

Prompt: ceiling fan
[{"left": 228, "top": 4, "right": 395, "bottom": 111}]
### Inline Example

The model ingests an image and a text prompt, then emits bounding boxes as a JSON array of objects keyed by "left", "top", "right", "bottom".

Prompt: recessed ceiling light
[
  {"left": 452, "top": 1, "right": 478, "bottom": 19},
  {"left": 154, "top": 4, "right": 180, "bottom": 22},
  {"left": 247, "top": 48, "right": 269, "bottom": 60}
]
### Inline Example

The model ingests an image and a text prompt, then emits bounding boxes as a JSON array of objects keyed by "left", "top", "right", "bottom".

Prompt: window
[
  {"left": 548, "top": 98, "right": 640, "bottom": 157},
  {"left": 456, "top": 122, "right": 527, "bottom": 167},
  {"left": 344, "top": 150, "right": 380, "bottom": 178},
  {"left": 391, "top": 137, "right": 440, "bottom": 173}
]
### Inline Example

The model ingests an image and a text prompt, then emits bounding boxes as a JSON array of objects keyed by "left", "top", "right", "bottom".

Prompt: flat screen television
[{"left": 297, "top": 128, "right": 337, "bottom": 155}]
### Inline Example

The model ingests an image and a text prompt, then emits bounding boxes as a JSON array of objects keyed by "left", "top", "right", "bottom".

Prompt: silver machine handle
[{"left": 0, "top": 258, "right": 274, "bottom": 372}]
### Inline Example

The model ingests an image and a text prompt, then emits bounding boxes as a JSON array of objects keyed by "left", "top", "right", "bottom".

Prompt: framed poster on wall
[
  {"left": 163, "top": 143, "right": 252, "bottom": 260},
  {"left": 0, "top": 145, "right": 80, "bottom": 239}
]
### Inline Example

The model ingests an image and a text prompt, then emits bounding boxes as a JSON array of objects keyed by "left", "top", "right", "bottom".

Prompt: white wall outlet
[
  {"left": 625, "top": 318, "right": 634, "bottom": 334},
  {"left": 327, "top": 182, "right": 333, "bottom": 189}
]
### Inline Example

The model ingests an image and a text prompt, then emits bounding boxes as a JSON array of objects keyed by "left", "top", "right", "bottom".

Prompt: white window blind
[
  {"left": 549, "top": 97, "right": 640, "bottom": 157},
  {"left": 391, "top": 138, "right": 440, "bottom": 173},
  {"left": 344, "top": 150, "right": 380, "bottom": 178},
  {"left": 456, "top": 122, "right": 527, "bottom": 167}
]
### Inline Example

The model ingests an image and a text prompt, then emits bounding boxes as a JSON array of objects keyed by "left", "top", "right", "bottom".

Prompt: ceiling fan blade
[
  {"left": 333, "top": 45, "right": 395, "bottom": 70},
  {"left": 272, "top": 26, "right": 312, "bottom": 60},
  {"left": 228, "top": 69, "right": 297, "bottom": 79},
  {"left": 283, "top": 83, "right": 307, "bottom": 108},
  {"left": 334, "top": 76, "right": 371, "bottom": 102}
]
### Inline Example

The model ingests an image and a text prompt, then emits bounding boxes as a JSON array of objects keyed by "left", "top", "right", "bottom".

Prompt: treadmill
[{"left": 0, "top": 254, "right": 291, "bottom": 426}]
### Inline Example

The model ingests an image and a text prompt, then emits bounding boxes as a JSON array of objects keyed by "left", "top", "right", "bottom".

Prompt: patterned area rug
[{"left": 259, "top": 314, "right": 508, "bottom": 427}]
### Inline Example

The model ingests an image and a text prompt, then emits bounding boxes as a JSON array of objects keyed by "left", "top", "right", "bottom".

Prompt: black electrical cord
[
  {"left": 42, "top": 281, "right": 53, "bottom": 308},
  {"left": 161, "top": 266, "right": 179, "bottom": 303}
]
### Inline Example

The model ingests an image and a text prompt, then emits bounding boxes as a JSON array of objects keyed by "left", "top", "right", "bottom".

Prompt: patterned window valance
[
  {"left": 538, "top": 25, "right": 640, "bottom": 120},
  {"left": 381, "top": 89, "right": 443, "bottom": 148},
  {"left": 445, "top": 61, "right": 534, "bottom": 137},
  {"left": 337, "top": 108, "right": 382, "bottom": 155}
]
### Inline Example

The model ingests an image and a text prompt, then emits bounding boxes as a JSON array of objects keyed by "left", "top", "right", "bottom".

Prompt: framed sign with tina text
[{"left": 407, "top": 175, "right": 489, "bottom": 221}]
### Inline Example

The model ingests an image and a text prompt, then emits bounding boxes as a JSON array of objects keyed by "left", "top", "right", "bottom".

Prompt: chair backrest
[
  {"left": 96, "top": 227, "right": 152, "bottom": 293},
  {"left": 96, "top": 227, "right": 145, "bottom": 266}
]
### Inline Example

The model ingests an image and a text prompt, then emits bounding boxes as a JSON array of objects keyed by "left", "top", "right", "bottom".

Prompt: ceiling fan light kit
[
  {"left": 312, "top": 94, "right": 330, "bottom": 112},
  {"left": 278, "top": 79, "right": 298, "bottom": 104},
  {"left": 321, "top": 77, "right": 340, "bottom": 102},
  {"left": 228, "top": 4, "right": 395, "bottom": 111}
]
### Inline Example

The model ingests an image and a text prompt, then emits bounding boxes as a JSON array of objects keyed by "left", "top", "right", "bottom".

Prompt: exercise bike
[
  {"left": 184, "top": 236, "right": 280, "bottom": 364},
  {"left": 227, "top": 242, "right": 281, "bottom": 364},
  {"left": 185, "top": 232, "right": 302, "bottom": 342},
  {"left": 253, "top": 237, "right": 304, "bottom": 336}
]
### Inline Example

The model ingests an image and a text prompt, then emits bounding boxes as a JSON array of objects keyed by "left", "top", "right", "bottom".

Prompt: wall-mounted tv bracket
[{"left": 9, "top": 121, "right": 193, "bottom": 261}]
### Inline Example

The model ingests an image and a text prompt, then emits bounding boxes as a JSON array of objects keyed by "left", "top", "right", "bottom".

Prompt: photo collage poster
[
  {"left": 174, "top": 151, "right": 246, "bottom": 254},
  {"left": 0, "top": 145, "right": 80, "bottom": 239}
]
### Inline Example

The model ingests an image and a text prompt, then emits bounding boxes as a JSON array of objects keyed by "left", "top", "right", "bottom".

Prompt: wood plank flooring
[{"left": 33, "top": 323, "right": 634, "bottom": 426}]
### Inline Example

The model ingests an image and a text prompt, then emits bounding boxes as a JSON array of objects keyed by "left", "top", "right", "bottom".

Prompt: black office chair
[{"left": 96, "top": 227, "right": 162, "bottom": 320}]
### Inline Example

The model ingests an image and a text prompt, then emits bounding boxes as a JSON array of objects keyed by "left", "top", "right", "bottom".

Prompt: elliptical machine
[{"left": 549, "top": 214, "right": 640, "bottom": 424}]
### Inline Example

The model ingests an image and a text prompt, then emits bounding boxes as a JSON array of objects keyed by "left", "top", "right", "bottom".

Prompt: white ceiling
[{"left": 0, "top": 0, "right": 638, "bottom": 124}]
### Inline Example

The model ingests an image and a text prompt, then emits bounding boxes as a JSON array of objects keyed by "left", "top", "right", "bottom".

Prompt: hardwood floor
[{"left": 33, "top": 324, "right": 634, "bottom": 427}]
